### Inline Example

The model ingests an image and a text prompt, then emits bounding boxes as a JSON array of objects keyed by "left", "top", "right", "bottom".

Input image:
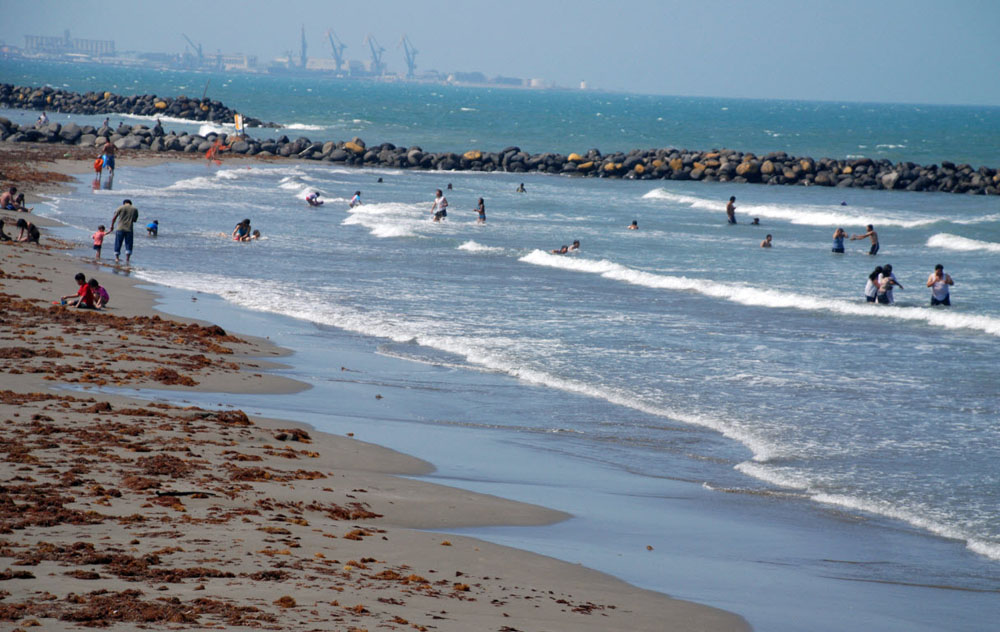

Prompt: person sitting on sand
[
  {"left": 349, "top": 191, "right": 362, "bottom": 208},
  {"left": 306, "top": 191, "right": 324, "bottom": 207},
  {"left": 851, "top": 224, "right": 879, "bottom": 255},
  {"left": 551, "top": 245, "right": 569, "bottom": 254},
  {"left": 1, "top": 186, "right": 17, "bottom": 210},
  {"left": 58, "top": 273, "right": 95, "bottom": 309},
  {"left": 88, "top": 278, "right": 110, "bottom": 309},
  {"left": 627, "top": 220, "right": 638, "bottom": 230},
  {"left": 760, "top": 234, "right": 773, "bottom": 248},
  {"left": 232, "top": 219, "right": 252, "bottom": 242},
  {"left": 146, "top": 220, "right": 158, "bottom": 237},
  {"left": 0, "top": 218, "right": 11, "bottom": 241},
  {"left": 10, "top": 193, "right": 32, "bottom": 212},
  {"left": 15, "top": 218, "right": 39, "bottom": 244}
]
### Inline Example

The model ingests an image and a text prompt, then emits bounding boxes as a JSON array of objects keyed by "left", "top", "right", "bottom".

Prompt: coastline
[{"left": 0, "top": 160, "right": 748, "bottom": 629}]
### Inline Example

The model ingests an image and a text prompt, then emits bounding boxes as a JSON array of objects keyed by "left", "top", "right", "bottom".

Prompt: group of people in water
[{"left": 728, "top": 196, "right": 955, "bottom": 306}]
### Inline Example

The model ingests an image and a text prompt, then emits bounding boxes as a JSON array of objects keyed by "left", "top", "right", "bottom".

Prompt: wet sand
[{"left": 0, "top": 152, "right": 748, "bottom": 630}]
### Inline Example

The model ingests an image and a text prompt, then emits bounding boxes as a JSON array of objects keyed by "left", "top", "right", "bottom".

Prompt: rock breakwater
[
  {"left": 0, "top": 84, "right": 275, "bottom": 127},
  {"left": 2, "top": 101, "right": 997, "bottom": 196}
]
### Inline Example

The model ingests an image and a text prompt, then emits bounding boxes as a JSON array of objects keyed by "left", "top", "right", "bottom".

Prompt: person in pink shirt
[{"left": 92, "top": 224, "right": 108, "bottom": 259}]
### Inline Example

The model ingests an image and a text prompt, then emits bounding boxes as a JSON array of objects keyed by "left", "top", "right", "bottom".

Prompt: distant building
[
  {"left": 579, "top": 80, "right": 588, "bottom": 90},
  {"left": 451, "top": 71, "right": 487, "bottom": 84},
  {"left": 492, "top": 75, "right": 524, "bottom": 87},
  {"left": 24, "top": 30, "right": 114, "bottom": 57}
]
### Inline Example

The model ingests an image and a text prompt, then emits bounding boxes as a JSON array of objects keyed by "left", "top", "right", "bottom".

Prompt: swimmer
[
  {"left": 760, "top": 234, "right": 772, "bottom": 248},
  {"left": 569, "top": 240, "right": 580, "bottom": 251},
  {"left": 627, "top": 220, "right": 638, "bottom": 230},
  {"left": 516, "top": 183, "right": 526, "bottom": 193},
  {"left": 251, "top": 229, "right": 261, "bottom": 240},
  {"left": 832, "top": 227, "right": 847, "bottom": 253},
  {"left": 430, "top": 189, "right": 448, "bottom": 221},
  {"left": 232, "top": 219, "right": 252, "bottom": 242},
  {"left": 306, "top": 191, "right": 324, "bottom": 207},
  {"left": 551, "top": 245, "right": 569, "bottom": 254},
  {"left": 349, "top": 191, "right": 362, "bottom": 208},
  {"left": 376, "top": 177, "right": 383, "bottom": 183},
  {"left": 726, "top": 196, "right": 737, "bottom": 224},
  {"left": 751, "top": 217, "right": 760, "bottom": 225},
  {"left": 446, "top": 183, "right": 453, "bottom": 190},
  {"left": 850, "top": 224, "right": 879, "bottom": 255},
  {"left": 926, "top": 264, "right": 954, "bottom": 306}
]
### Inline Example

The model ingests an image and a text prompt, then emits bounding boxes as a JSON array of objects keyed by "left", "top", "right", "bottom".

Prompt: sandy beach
[{"left": 1, "top": 153, "right": 748, "bottom": 630}]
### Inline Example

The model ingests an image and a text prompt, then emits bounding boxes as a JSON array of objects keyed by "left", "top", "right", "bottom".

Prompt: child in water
[
  {"left": 627, "top": 220, "right": 638, "bottom": 230},
  {"left": 146, "top": 220, "right": 158, "bottom": 236},
  {"left": 349, "top": 191, "right": 362, "bottom": 208},
  {"left": 92, "top": 224, "right": 108, "bottom": 259},
  {"left": 306, "top": 191, "right": 324, "bottom": 207}
]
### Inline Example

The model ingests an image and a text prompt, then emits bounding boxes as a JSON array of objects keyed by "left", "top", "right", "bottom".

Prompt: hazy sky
[{"left": 3, "top": 0, "right": 999, "bottom": 105}]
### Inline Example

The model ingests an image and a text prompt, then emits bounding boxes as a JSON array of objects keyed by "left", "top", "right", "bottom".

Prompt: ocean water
[{"left": 11, "top": 60, "right": 1000, "bottom": 630}]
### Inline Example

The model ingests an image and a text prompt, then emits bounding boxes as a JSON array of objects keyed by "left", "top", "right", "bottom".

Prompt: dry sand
[{"left": 0, "top": 152, "right": 749, "bottom": 631}]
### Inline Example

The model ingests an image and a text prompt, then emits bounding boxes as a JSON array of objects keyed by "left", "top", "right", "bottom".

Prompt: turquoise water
[
  {"left": 4, "top": 59, "right": 1000, "bottom": 166},
  {"left": 10, "top": 60, "right": 1000, "bottom": 631}
]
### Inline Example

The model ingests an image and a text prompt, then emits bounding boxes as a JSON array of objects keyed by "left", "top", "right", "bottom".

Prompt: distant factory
[{"left": 4, "top": 28, "right": 574, "bottom": 91}]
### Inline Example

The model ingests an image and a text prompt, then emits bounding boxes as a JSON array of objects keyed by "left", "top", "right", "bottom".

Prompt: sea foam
[{"left": 927, "top": 233, "right": 1000, "bottom": 253}]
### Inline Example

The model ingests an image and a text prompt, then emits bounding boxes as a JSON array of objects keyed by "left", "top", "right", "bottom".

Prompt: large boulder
[{"left": 881, "top": 171, "right": 901, "bottom": 190}]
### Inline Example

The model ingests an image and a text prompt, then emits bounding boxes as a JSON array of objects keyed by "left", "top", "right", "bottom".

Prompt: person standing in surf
[
  {"left": 832, "top": 227, "right": 847, "bottom": 253},
  {"left": 926, "top": 264, "right": 954, "bottom": 306},
  {"left": 851, "top": 224, "right": 879, "bottom": 255},
  {"left": 431, "top": 189, "right": 448, "bottom": 222},
  {"left": 474, "top": 198, "right": 486, "bottom": 223},
  {"left": 877, "top": 264, "right": 902, "bottom": 304},
  {"left": 726, "top": 196, "right": 737, "bottom": 224}
]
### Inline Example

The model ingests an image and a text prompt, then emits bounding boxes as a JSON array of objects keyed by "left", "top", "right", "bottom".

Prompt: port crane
[
  {"left": 398, "top": 35, "right": 417, "bottom": 79},
  {"left": 182, "top": 34, "right": 203, "bottom": 65},
  {"left": 326, "top": 30, "right": 347, "bottom": 71},
  {"left": 364, "top": 34, "right": 386, "bottom": 76}
]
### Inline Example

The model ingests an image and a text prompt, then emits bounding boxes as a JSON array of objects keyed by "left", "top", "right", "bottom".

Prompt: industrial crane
[
  {"left": 182, "top": 34, "right": 203, "bottom": 65},
  {"left": 364, "top": 34, "right": 386, "bottom": 76},
  {"left": 398, "top": 35, "right": 417, "bottom": 79},
  {"left": 326, "top": 30, "right": 347, "bottom": 71}
]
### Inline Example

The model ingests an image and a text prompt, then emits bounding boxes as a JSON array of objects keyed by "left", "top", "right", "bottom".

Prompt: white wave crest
[
  {"left": 519, "top": 250, "right": 1000, "bottom": 337},
  {"left": 282, "top": 123, "right": 326, "bottom": 131},
  {"left": 643, "top": 188, "right": 939, "bottom": 227},
  {"left": 926, "top": 233, "right": 1000, "bottom": 253},
  {"left": 458, "top": 240, "right": 504, "bottom": 253},
  {"left": 198, "top": 123, "right": 228, "bottom": 137},
  {"left": 952, "top": 213, "right": 1000, "bottom": 225}
]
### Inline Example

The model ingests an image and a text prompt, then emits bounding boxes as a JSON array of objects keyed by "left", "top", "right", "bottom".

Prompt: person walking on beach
[
  {"left": 726, "top": 196, "right": 737, "bottom": 224},
  {"left": 110, "top": 199, "right": 139, "bottom": 265},
  {"left": 926, "top": 264, "right": 954, "bottom": 306},
  {"left": 474, "top": 198, "right": 486, "bottom": 223},
  {"left": 431, "top": 189, "right": 448, "bottom": 222},
  {"left": 101, "top": 138, "right": 117, "bottom": 176},
  {"left": 851, "top": 224, "right": 879, "bottom": 255},
  {"left": 832, "top": 227, "right": 847, "bottom": 253}
]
